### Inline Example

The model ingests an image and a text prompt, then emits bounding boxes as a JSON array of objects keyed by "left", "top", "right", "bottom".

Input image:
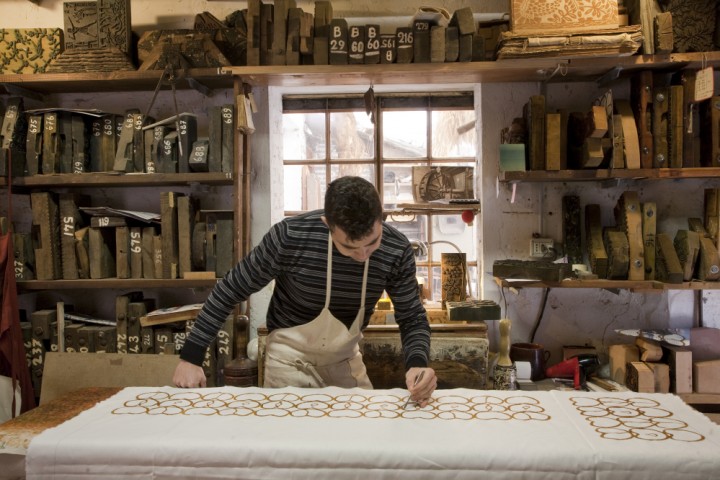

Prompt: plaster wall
[{"left": 2, "top": 0, "right": 719, "bottom": 365}]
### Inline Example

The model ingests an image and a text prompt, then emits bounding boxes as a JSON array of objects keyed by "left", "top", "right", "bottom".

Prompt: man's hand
[
  {"left": 405, "top": 367, "right": 437, "bottom": 408},
  {"left": 173, "top": 359, "right": 207, "bottom": 388}
]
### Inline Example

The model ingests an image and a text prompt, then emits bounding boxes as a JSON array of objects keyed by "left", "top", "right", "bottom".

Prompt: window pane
[
  {"left": 284, "top": 165, "right": 326, "bottom": 211},
  {"left": 382, "top": 164, "right": 419, "bottom": 205},
  {"left": 329, "top": 164, "right": 375, "bottom": 185},
  {"left": 385, "top": 214, "right": 427, "bottom": 245},
  {"left": 283, "top": 112, "right": 326, "bottom": 160},
  {"left": 430, "top": 214, "right": 476, "bottom": 262},
  {"left": 382, "top": 111, "right": 427, "bottom": 159},
  {"left": 431, "top": 110, "right": 477, "bottom": 158},
  {"left": 329, "top": 112, "right": 374, "bottom": 160}
]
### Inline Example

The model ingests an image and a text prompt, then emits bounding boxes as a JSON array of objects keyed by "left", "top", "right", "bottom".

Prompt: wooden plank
[
  {"left": 655, "top": 232, "right": 684, "bottom": 284},
  {"left": 177, "top": 195, "right": 196, "bottom": 279},
  {"left": 642, "top": 202, "right": 657, "bottom": 280},
  {"left": 161, "top": 191, "right": 182, "bottom": 279},
  {"left": 693, "top": 359, "right": 720, "bottom": 394},
  {"left": 615, "top": 100, "right": 641, "bottom": 169}
]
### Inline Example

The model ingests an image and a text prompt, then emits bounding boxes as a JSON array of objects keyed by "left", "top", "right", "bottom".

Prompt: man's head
[{"left": 323, "top": 176, "right": 383, "bottom": 262}]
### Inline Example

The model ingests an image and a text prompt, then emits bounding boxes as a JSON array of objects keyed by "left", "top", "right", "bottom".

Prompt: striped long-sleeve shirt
[{"left": 181, "top": 210, "right": 431, "bottom": 370}]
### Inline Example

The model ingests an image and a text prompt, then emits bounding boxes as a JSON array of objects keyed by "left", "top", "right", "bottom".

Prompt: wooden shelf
[
  {"left": 501, "top": 167, "right": 720, "bottom": 183},
  {"left": 499, "top": 278, "right": 720, "bottom": 292},
  {"left": 5, "top": 172, "right": 233, "bottom": 188},
  {"left": 17, "top": 278, "right": 219, "bottom": 291},
  {"left": 1, "top": 53, "right": 715, "bottom": 94},
  {"left": 0, "top": 67, "right": 233, "bottom": 94}
]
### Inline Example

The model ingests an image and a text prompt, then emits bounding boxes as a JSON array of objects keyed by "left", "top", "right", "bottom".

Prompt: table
[{"left": 4, "top": 386, "right": 720, "bottom": 479}]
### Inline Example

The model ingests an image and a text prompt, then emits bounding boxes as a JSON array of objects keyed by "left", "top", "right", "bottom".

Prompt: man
[{"left": 173, "top": 176, "right": 437, "bottom": 406}]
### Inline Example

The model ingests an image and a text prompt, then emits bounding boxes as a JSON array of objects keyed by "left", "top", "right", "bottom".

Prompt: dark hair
[{"left": 324, "top": 176, "right": 382, "bottom": 241}]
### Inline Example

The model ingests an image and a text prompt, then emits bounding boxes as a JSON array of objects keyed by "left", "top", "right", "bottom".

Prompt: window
[{"left": 282, "top": 93, "right": 477, "bottom": 304}]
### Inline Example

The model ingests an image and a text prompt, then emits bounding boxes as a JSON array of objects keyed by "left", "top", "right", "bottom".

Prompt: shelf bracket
[
  {"left": 1, "top": 82, "right": 46, "bottom": 102},
  {"left": 187, "top": 77, "right": 213, "bottom": 97}
]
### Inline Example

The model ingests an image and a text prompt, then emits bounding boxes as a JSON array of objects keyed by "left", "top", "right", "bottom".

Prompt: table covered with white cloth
[{"left": 25, "top": 386, "right": 720, "bottom": 479}]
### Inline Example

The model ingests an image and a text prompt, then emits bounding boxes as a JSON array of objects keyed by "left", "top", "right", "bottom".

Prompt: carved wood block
[
  {"left": 701, "top": 96, "right": 720, "bottom": 168},
  {"left": 631, "top": 70, "right": 653, "bottom": 168},
  {"left": 511, "top": 0, "right": 619, "bottom": 35},
  {"left": 492, "top": 259, "right": 573, "bottom": 282},
  {"left": 582, "top": 136, "right": 604, "bottom": 168},
  {"left": 128, "top": 300, "right": 154, "bottom": 354},
  {"left": 654, "top": 11, "right": 673, "bottom": 53},
  {"left": 698, "top": 236, "right": 720, "bottom": 281},
  {"left": 208, "top": 107, "right": 222, "bottom": 173},
  {"left": 348, "top": 25, "right": 365, "bottom": 64},
  {"left": 26, "top": 114, "right": 43, "bottom": 175},
  {"left": 113, "top": 110, "right": 137, "bottom": 172},
  {"left": 430, "top": 26, "right": 445, "bottom": 63},
  {"left": 115, "top": 226, "right": 130, "bottom": 279},
  {"left": 259, "top": 3, "right": 273, "bottom": 65},
  {"left": 661, "top": 344, "right": 692, "bottom": 394},
  {"left": 675, "top": 70, "right": 701, "bottom": 167},
  {"left": 31, "top": 191, "right": 61, "bottom": 280},
  {"left": 0, "top": 97, "right": 28, "bottom": 177},
  {"left": 450, "top": 7, "right": 475, "bottom": 36},
  {"left": 98, "top": 0, "right": 131, "bottom": 54},
  {"left": 313, "top": 24, "right": 330, "bottom": 65},
  {"left": 13, "top": 232, "right": 35, "bottom": 280},
  {"left": 130, "top": 226, "right": 142, "bottom": 279},
  {"left": 59, "top": 193, "right": 90, "bottom": 280},
  {"left": 189, "top": 139, "right": 209, "bottom": 172},
  {"left": 63, "top": 324, "right": 83, "bottom": 353},
  {"left": 314, "top": 0, "right": 332, "bottom": 28},
  {"left": 379, "top": 33, "right": 396, "bottom": 64},
  {"left": 668, "top": 85, "right": 684, "bottom": 168},
  {"left": 131, "top": 113, "right": 148, "bottom": 173},
  {"left": 220, "top": 105, "right": 234, "bottom": 173},
  {"left": 615, "top": 100, "right": 641, "bottom": 169},
  {"left": 76, "top": 326, "right": 95, "bottom": 353},
  {"left": 71, "top": 114, "right": 89, "bottom": 173},
  {"left": 625, "top": 0, "right": 657, "bottom": 54},
  {"left": 74, "top": 226, "right": 90, "bottom": 279},
  {"left": 149, "top": 125, "right": 166, "bottom": 174},
  {"left": 159, "top": 131, "right": 178, "bottom": 173},
  {"left": 604, "top": 228, "right": 629, "bottom": 279},
  {"left": 142, "top": 226, "right": 157, "bottom": 279},
  {"left": 396, "top": 27, "right": 413, "bottom": 64},
  {"left": 272, "top": 0, "right": 295, "bottom": 65},
  {"left": 93, "top": 326, "right": 117, "bottom": 353},
  {"left": 285, "top": 7, "right": 302, "bottom": 66},
  {"left": 655, "top": 232, "right": 683, "bottom": 284},
  {"left": 63, "top": 1, "right": 99, "bottom": 51},
  {"left": 365, "top": 25, "right": 380, "bottom": 64},
  {"left": 652, "top": 86, "right": 669, "bottom": 168},
  {"left": 663, "top": 0, "right": 716, "bottom": 52},
  {"left": 585, "top": 204, "right": 608, "bottom": 278},
  {"left": 705, "top": 189, "right": 720, "bottom": 247},
  {"left": 177, "top": 196, "right": 197, "bottom": 278},
  {"left": 412, "top": 21, "right": 430, "bottom": 64},
  {"left": 611, "top": 114, "right": 625, "bottom": 169},
  {"left": 141, "top": 326, "right": 154, "bottom": 353},
  {"left": 89, "top": 226, "right": 116, "bottom": 279},
  {"left": 0, "top": 28, "right": 63, "bottom": 74},
  {"left": 57, "top": 112, "right": 73, "bottom": 174},
  {"left": 674, "top": 230, "right": 700, "bottom": 281},
  {"left": 246, "top": 0, "right": 261, "bottom": 66},
  {"left": 161, "top": 192, "right": 182, "bottom": 279},
  {"left": 329, "top": 19, "right": 348, "bottom": 65},
  {"left": 445, "top": 26, "right": 459, "bottom": 62},
  {"left": 524, "top": 95, "right": 546, "bottom": 171},
  {"left": 457, "top": 33, "right": 472, "bottom": 62},
  {"left": 615, "top": 191, "right": 644, "bottom": 281},
  {"left": 563, "top": 195, "right": 582, "bottom": 265},
  {"left": 626, "top": 361, "right": 654, "bottom": 392}
]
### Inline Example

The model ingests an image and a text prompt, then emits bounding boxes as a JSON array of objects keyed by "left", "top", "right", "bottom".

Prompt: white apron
[{"left": 263, "top": 233, "right": 373, "bottom": 389}]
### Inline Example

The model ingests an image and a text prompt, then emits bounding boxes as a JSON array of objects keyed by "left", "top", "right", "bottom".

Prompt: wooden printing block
[
  {"left": 313, "top": 24, "right": 330, "bottom": 65},
  {"left": 395, "top": 27, "right": 413, "bottom": 64},
  {"left": 446, "top": 300, "right": 501, "bottom": 322},
  {"left": 76, "top": 326, "right": 96, "bottom": 353},
  {"left": 626, "top": 362, "right": 654, "bottom": 392},
  {"left": 223, "top": 357, "right": 258, "bottom": 387},
  {"left": 299, "top": 11, "right": 314, "bottom": 61},
  {"left": 115, "top": 293, "right": 132, "bottom": 354},
  {"left": 284, "top": 8, "right": 301, "bottom": 65},
  {"left": 98, "top": 0, "right": 132, "bottom": 54},
  {"left": 130, "top": 226, "right": 142, "bottom": 279},
  {"left": 25, "top": 114, "right": 43, "bottom": 175},
  {"left": 705, "top": 188, "right": 720, "bottom": 243},
  {"left": 635, "top": 337, "right": 663, "bottom": 362},
  {"left": 42, "top": 112, "right": 60, "bottom": 175},
  {"left": 272, "top": 0, "right": 294, "bottom": 65},
  {"left": 379, "top": 34, "right": 396, "bottom": 64},
  {"left": 93, "top": 326, "right": 117, "bottom": 353},
  {"left": 445, "top": 26, "right": 459, "bottom": 62},
  {"left": 562, "top": 195, "right": 582, "bottom": 265},
  {"left": 655, "top": 232, "right": 683, "bottom": 284},
  {"left": 642, "top": 202, "right": 656, "bottom": 280},
  {"left": 545, "top": 113, "right": 561, "bottom": 171},
  {"left": 365, "top": 25, "right": 380, "bottom": 64},
  {"left": 161, "top": 192, "right": 183, "bottom": 279},
  {"left": 614, "top": 100, "right": 641, "bottom": 169},
  {"left": 693, "top": 359, "right": 720, "bottom": 394},
  {"left": 58, "top": 112, "right": 73, "bottom": 174},
  {"left": 588, "top": 105, "right": 608, "bottom": 139},
  {"left": 89, "top": 226, "right": 116, "bottom": 279},
  {"left": 674, "top": 229, "right": 700, "bottom": 281},
  {"left": 113, "top": 110, "right": 137, "bottom": 172},
  {"left": 128, "top": 300, "right": 154, "bottom": 354},
  {"left": 143, "top": 129, "right": 154, "bottom": 174},
  {"left": 71, "top": 114, "right": 89, "bottom": 173},
  {"left": 608, "top": 344, "right": 639, "bottom": 385},
  {"left": 523, "top": 95, "right": 546, "bottom": 171},
  {"left": 412, "top": 21, "right": 430, "bottom": 64},
  {"left": 663, "top": 0, "right": 716, "bottom": 53},
  {"left": 177, "top": 113, "right": 197, "bottom": 174},
  {"left": 585, "top": 204, "right": 608, "bottom": 278},
  {"left": 189, "top": 139, "right": 210, "bottom": 172},
  {"left": 698, "top": 236, "right": 720, "bottom": 281},
  {"left": 701, "top": 96, "right": 720, "bottom": 168},
  {"left": 142, "top": 226, "right": 157, "bottom": 279},
  {"left": 652, "top": 86, "right": 669, "bottom": 168},
  {"left": 220, "top": 105, "right": 234, "bottom": 173},
  {"left": 154, "top": 327, "right": 174, "bottom": 355},
  {"left": 131, "top": 113, "right": 148, "bottom": 173},
  {"left": 653, "top": 11, "right": 673, "bottom": 53},
  {"left": 31, "top": 191, "right": 62, "bottom": 280},
  {"left": 314, "top": 0, "right": 332, "bottom": 28},
  {"left": 208, "top": 107, "right": 222, "bottom": 173},
  {"left": 581, "top": 137, "right": 604, "bottom": 168},
  {"left": 611, "top": 114, "right": 625, "bottom": 169},
  {"left": 115, "top": 226, "right": 130, "bottom": 279},
  {"left": 173, "top": 329, "right": 187, "bottom": 355},
  {"left": 457, "top": 33, "right": 472, "bottom": 62},
  {"left": 74, "top": 226, "right": 90, "bottom": 279},
  {"left": 430, "top": 26, "right": 445, "bottom": 63},
  {"left": 603, "top": 228, "right": 629, "bottom": 279},
  {"left": 661, "top": 344, "right": 693, "bottom": 394},
  {"left": 90, "top": 216, "right": 126, "bottom": 228},
  {"left": 449, "top": 7, "right": 475, "bottom": 36},
  {"left": 492, "top": 260, "right": 572, "bottom": 283},
  {"left": 159, "top": 131, "right": 178, "bottom": 174},
  {"left": 207, "top": 210, "right": 234, "bottom": 278},
  {"left": 89, "top": 116, "right": 104, "bottom": 172},
  {"left": 615, "top": 191, "right": 644, "bottom": 281},
  {"left": 153, "top": 234, "right": 163, "bottom": 279},
  {"left": 348, "top": 25, "right": 365, "bottom": 65},
  {"left": 177, "top": 196, "right": 197, "bottom": 279},
  {"left": 674, "top": 70, "right": 701, "bottom": 168},
  {"left": 631, "top": 71, "right": 653, "bottom": 168},
  {"left": 0, "top": 28, "right": 63, "bottom": 74},
  {"left": 245, "top": 0, "right": 261, "bottom": 66},
  {"left": 645, "top": 362, "right": 670, "bottom": 393},
  {"left": 668, "top": 85, "right": 684, "bottom": 168},
  {"left": 63, "top": 1, "right": 99, "bottom": 50},
  {"left": 31, "top": 309, "right": 56, "bottom": 342},
  {"left": 329, "top": 18, "right": 348, "bottom": 65},
  {"left": 191, "top": 222, "right": 207, "bottom": 271},
  {"left": 471, "top": 33, "right": 485, "bottom": 62},
  {"left": 216, "top": 315, "right": 236, "bottom": 378},
  {"left": 59, "top": 193, "right": 90, "bottom": 280},
  {"left": 0, "top": 97, "right": 28, "bottom": 177},
  {"left": 62, "top": 324, "right": 83, "bottom": 353},
  {"left": 13, "top": 232, "right": 36, "bottom": 280},
  {"left": 140, "top": 326, "right": 154, "bottom": 353},
  {"left": 260, "top": 2, "right": 274, "bottom": 66},
  {"left": 149, "top": 125, "right": 167, "bottom": 173}
]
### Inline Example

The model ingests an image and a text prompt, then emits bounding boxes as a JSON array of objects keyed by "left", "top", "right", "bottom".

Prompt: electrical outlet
[{"left": 530, "top": 238, "right": 554, "bottom": 258}]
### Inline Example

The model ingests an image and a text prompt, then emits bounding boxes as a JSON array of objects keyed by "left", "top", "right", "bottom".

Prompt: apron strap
[{"left": 325, "top": 231, "right": 370, "bottom": 310}]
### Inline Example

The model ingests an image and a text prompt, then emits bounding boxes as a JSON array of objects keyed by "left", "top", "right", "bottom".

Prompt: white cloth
[{"left": 26, "top": 386, "right": 720, "bottom": 479}]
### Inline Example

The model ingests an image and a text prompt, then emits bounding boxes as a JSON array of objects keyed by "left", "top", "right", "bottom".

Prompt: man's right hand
[{"left": 173, "top": 359, "right": 207, "bottom": 388}]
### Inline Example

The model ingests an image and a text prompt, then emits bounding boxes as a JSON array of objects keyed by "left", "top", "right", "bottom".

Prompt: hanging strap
[{"left": 324, "top": 232, "right": 369, "bottom": 310}]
